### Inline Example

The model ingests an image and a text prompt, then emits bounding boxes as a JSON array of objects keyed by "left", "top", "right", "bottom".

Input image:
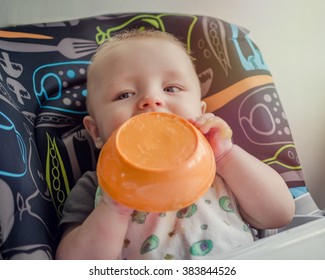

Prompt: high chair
[{"left": 0, "top": 12, "right": 322, "bottom": 259}]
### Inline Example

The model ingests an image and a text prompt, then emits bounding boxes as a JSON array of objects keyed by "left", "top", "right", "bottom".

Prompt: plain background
[{"left": 1, "top": 0, "right": 324, "bottom": 209}]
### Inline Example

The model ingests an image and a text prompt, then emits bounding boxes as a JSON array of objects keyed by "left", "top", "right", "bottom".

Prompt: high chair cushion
[{"left": 0, "top": 13, "right": 306, "bottom": 259}]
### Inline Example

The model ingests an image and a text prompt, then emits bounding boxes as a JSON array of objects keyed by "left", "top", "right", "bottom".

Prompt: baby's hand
[
  {"left": 189, "top": 113, "right": 233, "bottom": 159},
  {"left": 100, "top": 190, "right": 134, "bottom": 216}
]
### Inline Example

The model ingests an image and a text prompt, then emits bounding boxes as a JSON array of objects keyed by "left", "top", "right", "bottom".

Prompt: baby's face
[{"left": 85, "top": 37, "right": 205, "bottom": 148}]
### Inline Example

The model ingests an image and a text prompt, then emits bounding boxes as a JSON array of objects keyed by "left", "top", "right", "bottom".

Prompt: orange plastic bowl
[{"left": 97, "top": 112, "right": 216, "bottom": 212}]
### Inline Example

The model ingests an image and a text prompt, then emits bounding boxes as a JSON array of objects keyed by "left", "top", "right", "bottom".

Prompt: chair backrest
[{"left": 0, "top": 12, "right": 306, "bottom": 259}]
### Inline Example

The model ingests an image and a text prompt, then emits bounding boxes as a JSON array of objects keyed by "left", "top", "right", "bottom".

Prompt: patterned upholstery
[{"left": 0, "top": 13, "right": 305, "bottom": 259}]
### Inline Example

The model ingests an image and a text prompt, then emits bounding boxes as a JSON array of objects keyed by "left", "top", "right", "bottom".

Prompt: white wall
[{"left": 1, "top": 0, "right": 325, "bottom": 209}]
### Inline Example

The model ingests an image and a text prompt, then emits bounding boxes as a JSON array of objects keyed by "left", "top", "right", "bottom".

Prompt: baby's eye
[
  {"left": 164, "top": 86, "right": 181, "bottom": 93},
  {"left": 115, "top": 92, "right": 134, "bottom": 101}
]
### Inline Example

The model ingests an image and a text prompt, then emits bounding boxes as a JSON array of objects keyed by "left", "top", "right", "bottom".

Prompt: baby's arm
[
  {"left": 55, "top": 193, "right": 132, "bottom": 259},
  {"left": 191, "top": 113, "right": 295, "bottom": 229}
]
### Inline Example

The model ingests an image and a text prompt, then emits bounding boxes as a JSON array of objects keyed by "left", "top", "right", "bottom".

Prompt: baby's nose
[{"left": 138, "top": 96, "right": 164, "bottom": 109}]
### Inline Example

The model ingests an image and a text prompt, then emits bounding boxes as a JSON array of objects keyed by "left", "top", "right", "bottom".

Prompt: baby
[{"left": 55, "top": 29, "right": 294, "bottom": 260}]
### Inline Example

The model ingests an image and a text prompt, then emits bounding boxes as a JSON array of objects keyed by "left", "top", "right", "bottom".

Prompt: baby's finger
[
  {"left": 193, "top": 114, "right": 232, "bottom": 139},
  {"left": 191, "top": 113, "right": 214, "bottom": 132},
  {"left": 199, "top": 117, "right": 223, "bottom": 134}
]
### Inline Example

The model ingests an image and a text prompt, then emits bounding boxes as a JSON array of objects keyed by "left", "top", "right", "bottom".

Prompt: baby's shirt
[{"left": 95, "top": 174, "right": 254, "bottom": 259}]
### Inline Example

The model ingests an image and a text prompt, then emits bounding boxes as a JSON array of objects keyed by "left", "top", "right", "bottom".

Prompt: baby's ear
[
  {"left": 83, "top": 116, "right": 104, "bottom": 149},
  {"left": 201, "top": 101, "right": 207, "bottom": 113}
]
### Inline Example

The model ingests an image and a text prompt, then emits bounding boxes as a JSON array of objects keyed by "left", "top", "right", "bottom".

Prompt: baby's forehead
[{"left": 89, "top": 37, "right": 189, "bottom": 76}]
